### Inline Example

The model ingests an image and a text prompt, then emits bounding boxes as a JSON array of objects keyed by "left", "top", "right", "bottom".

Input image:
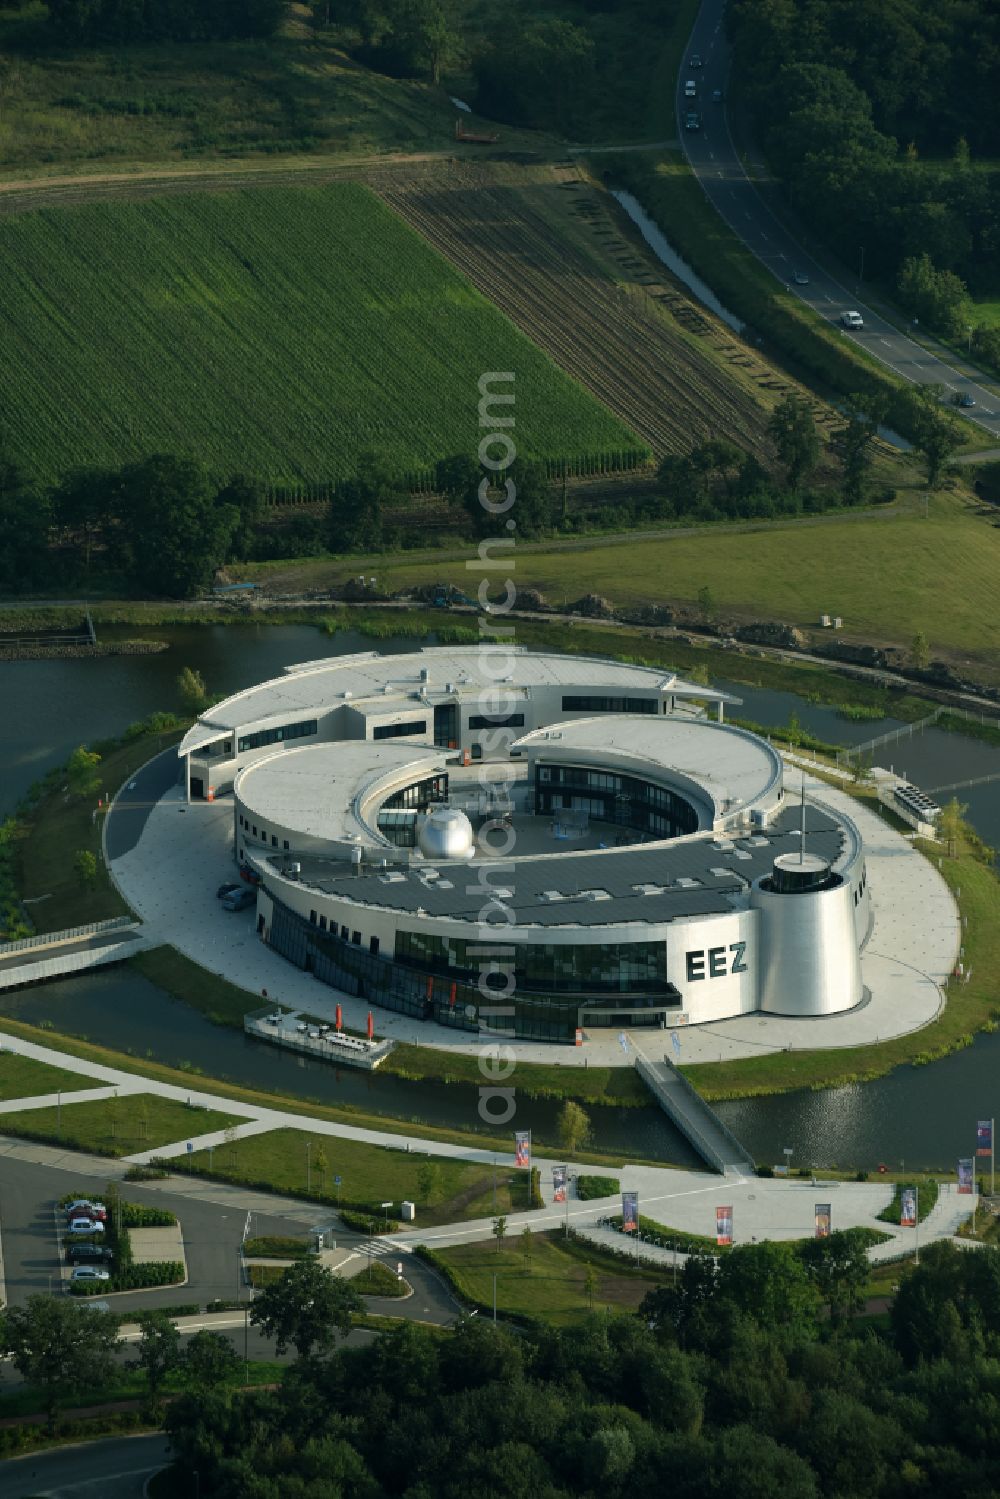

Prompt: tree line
[
  {"left": 729, "top": 0, "right": 1000, "bottom": 355},
  {"left": 155, "top": 1237, "right": 1000, "bottom": 1497}
]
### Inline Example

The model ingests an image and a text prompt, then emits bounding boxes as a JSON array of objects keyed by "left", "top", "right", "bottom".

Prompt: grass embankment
[
  {"left": 0, "top": 1361, "right": 284, "bottom": 1427},
  {"left": 0, "top": 1017, "right": 654, "bottom": 1167},
  {"left": 0, "top": 1093, "right": 240, "bottom": 1157},
  {"left": 576, "top": 1174, "right": 621, "bottom": 1200},
  {"left": 426, "top": 1230, "right": 665, "bottom": 1326},
  {"left": 0, "top": 184, "right": 643, "bottom": 485},
  {"left": 373, "top": 491, "right": 1000, "bottom": 665},
  {"left": 0, "top": 1053, "right": 101, "bottom": 1102},
  {"left": 877, "top": 1178, "right": 940, "bottom": 1225},
  {"left": 172, "top": 1127, "right": 532, "bottom": 1226},
  {"left": 127, "top": 945, "right": 650, "bottom": 1108},
  {"left": 686, "top": 809, "right": 998, "bottom": 1103},
  {"left": 15, "top": 729, "right": 183, "bottom": 934}
]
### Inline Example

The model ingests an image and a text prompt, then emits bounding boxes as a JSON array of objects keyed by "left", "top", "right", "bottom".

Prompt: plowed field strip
[{"left": 374, "top": 170, "right": 770, "bottom": 458}]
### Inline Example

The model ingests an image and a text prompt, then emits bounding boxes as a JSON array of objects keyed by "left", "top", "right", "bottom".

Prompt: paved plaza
[{"left": 106, "top": 755, "right": 960, "bottom": 1068}]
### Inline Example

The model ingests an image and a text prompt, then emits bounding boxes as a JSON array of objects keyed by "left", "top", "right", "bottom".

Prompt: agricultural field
[
  {"left": 0, "top": 179, "right": 644, "bottom": 484},
  {"left": 376, "top": 161, "right": 802, "bottom": 462}
]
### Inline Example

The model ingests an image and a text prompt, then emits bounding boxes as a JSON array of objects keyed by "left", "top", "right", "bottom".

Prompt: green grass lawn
[
  {"left": 175, "top": 1127, "right": 532, "bottom": 1225},
  {"left": 0, "top": 1092, "right": 242, "bottom": 1156},
  {"left": 877, "top": 1178, "right": 940, "bottom": 1225},
  {"left": 433, "top": 1230, "right": 665, "bottom": 1325},
  {"left": 128, "top": 946, "right": 261, "bottom": 1029},
  {"left": 970, "top": 299, "right": 1000, "bottom": 329},
  {"left": 16, "top": 728, "right": 183, "bottom": 934},
  {"left": 0, "top": 1052, "right": 101, "bottom": 1102},
  {"left": 0, "top": 183, "right": 642, "bottom": 485},
  {"left": 376, "top": 491, "right": 1000, "bottom": 665}
]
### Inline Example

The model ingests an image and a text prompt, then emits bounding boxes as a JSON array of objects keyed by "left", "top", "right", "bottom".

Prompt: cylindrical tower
[{"left": 749, "top": 853, "right": 862, "bottom": 1016}]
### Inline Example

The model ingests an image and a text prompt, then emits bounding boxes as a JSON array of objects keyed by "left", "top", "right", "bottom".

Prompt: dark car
[
  {"left": 66, "top": 1243, "right": 114, "bottom": 1266},
  {"left": 689, "top": 53, "right": 703, "bottom": 66},
  {"left": 957, "top": 393, "right": 976, "bottom": 408},
  {"left": 684, "top": 111, "right": 701, "bottom": 131},
  {"left": 217, "top": 882, "right": 240, "bottom": 899}
]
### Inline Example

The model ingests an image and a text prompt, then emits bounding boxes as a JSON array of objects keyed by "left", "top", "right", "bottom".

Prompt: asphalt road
[
  {"left": 0, "top": 1434, "right": 171, "bottom": 1498},
  {"left": 677, "top": 0, "right": 1000, "bottom": 434},
  {"left": 104, "top": 748, "right": 182, "bottom": 862}
]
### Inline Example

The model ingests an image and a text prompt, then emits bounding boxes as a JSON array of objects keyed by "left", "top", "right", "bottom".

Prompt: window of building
[
  {"left": 370, "top": 936, "right": 380, "bottom": 956},
  {"left": 468, "top": 713, "right": 526, "bottom": 731},
  {"left": 319, "top": 915, "right": 328, "bottom": 930},
  {"left": 309, "top": 910, "right": 317, "bottom": 925},
  {"left": 283, "top": 840, "right": 289, "bottom": 851},
  {"left": 340, "top": 925, "right": 349, "bottom": 940},
  {"left": 237, "top": 719, "right": 318, "bottom": 754},
  {"left": 352, "top": 930, "right": 361, "bottom": 946},
  {"left": 373, "top": 719, "right": 428, "bottom": 741},
  {"left": 271, "top": 835, "right": 278, "bottom": 847},
  {"left": 562, "top": 695, "right": 656, "bottom": 714},
  {"left": 252, "top": 826, "right": 257, "bottom": 838}
]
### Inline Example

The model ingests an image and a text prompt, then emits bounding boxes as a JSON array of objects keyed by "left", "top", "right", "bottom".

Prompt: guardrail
[{"left": 0, "top": 915, "right": 137, "bottom": 958}]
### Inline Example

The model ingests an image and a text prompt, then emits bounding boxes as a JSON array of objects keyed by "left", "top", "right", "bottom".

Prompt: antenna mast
[{"left": 800, "top": 770, "right": 806, "bottom": 863}]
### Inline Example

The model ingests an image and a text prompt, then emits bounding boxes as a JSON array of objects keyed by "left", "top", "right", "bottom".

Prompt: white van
[
  {"left": 840, "top": 310, "right": 864, "bottom": 330},
  {"left": 685, "top": 79, "right": 697, "bottom": 97}
]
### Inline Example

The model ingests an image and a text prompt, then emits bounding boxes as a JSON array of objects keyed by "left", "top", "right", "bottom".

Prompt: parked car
[
  {"left": 684, "top": 111, "right": 701, "bottom": 131},
  {"left": 840, "top": 310, "right": 864, "bottom": 329},
  {"left": 217, "top": 882, "right": 241, "bottom": 899},
  {"left": 64, "top": 1199, "right": 106, "bottom": 1222},
  {"left": 70, "top": 1266, "right": 111, "bottom": 1283},
  {"left": 67, "top": 1244, "right": 113, "bottom": 1266},
  {"left": 222, "top": 886, "right": 255, "bottom": 911},
  {"left": 793, "top": 270, "right": 810, "bottom": 285},
  {"left": 81, "top": 1301, "right": 112, "bottom": 1313},
  {"left": 66, "top": 1217, "right": 104, "bottom": 1236}
]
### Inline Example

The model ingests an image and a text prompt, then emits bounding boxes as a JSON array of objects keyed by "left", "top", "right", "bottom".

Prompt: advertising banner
[
  {"left": 553, "top": 1165, "right": 567, "bottom": 1204},
  {"left": 958, "top": 1159, "right": 974, "bottom": 1195},
  {"left": 716, "top": 1205, "right": 733, "bottom": 1246},
  {"left": 814, "top": 1204, "right": 832, "bottom": 1238},
  {"left": 900, "top": 1188, "right": 917, "bottom": 1228},
  {"left": 977, "top": 1120, "right": 993, "bottom": 1158},
  {"left": 514, "top": 1131, "right": 531, "bottom": 1169},
  {"left": 622, "top": 1191, "right": 639, "bottom": 1233}
]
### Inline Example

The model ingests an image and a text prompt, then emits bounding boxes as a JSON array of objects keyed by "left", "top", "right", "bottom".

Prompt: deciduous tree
[
  {"left": 250, "top": 1259, "right": 362, "bottom": 1360},
  {"left": 0, "top": 1296, "right": 119, "bottom": 1426}
]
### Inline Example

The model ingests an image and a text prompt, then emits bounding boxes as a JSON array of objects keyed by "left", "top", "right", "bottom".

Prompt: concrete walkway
[{"left": 106, "top": 757, "right": 959, "bottom": 1068}]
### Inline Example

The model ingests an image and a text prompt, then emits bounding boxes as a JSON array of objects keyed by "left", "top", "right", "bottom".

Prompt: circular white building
[{"left": 178, "top": 646, "right": 871, "bottom": 1042}]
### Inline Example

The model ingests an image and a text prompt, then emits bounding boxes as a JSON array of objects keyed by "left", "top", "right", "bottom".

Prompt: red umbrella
[
  {"left": 367, "top": 1011, "right": 374, "bottom": 1041},
  {"left": 335, "top": 1003, "right": 342, "bottom": 1033}
]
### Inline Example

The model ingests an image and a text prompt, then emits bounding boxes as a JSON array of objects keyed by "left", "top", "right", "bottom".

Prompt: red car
[{"left": 64, "top": 1199, "right": 107, "bottom": 1223}]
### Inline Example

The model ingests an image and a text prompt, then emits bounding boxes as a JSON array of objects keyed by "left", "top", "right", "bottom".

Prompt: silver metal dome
[{"left": 417, "top": 806, "right": 475, "bottom": 861}]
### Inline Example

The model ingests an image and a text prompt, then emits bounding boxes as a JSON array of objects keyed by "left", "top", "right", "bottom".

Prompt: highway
[
  {"left": 676, "top": 0, "right": 1000, "bottom": 436},
  {"left": 0, "top": 1434, "right": 171, "bottom": 1498}
]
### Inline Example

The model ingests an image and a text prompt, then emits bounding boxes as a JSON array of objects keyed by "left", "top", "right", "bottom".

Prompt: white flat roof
[
  {"left": 179, "top": 647, "right": 737, "bottom": 756},
  {"left": 235, "top": 742, "right": 443, "bottom": 847},
  {"left": 514, "top": 715, "right": 781, "bottom": 818}
]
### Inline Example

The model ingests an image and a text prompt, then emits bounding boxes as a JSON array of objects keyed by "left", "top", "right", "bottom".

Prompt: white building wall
[{"left": 664, "top": 909, "right": 758, "bottom": 1023}]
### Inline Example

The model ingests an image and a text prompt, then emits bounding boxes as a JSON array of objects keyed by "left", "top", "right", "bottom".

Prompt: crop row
[{"left": 0, "top": 183, "right": 643, "bottom": 484}]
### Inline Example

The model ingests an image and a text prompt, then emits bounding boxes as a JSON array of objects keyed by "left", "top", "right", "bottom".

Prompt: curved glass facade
[
  {"left": 266, "top": 892, "right": 676, "bottom": 1042},
  {"left": 534, "top": 763, "right": 698, "bottom": 840}
]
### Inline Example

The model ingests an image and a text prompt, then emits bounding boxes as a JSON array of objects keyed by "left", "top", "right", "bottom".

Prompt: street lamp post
[
  {"left": 381, "top": 1201, "right": 392, "bottom": 1233},
  {"left": 858, "top": 245, "right": 865, "bottom": 287},
  {"left": 493, "top": 1272, "right": 497, "bottom": 1325},
  {"left": 306, "top": 1141, "right": 312, "bottom": 1193},
  {"left": 968, "top": 325, "right": 974, "bottom": 356}
]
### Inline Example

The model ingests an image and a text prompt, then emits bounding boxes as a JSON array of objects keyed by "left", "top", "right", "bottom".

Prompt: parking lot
[{"left": 0, "top": 1151, "right": 317, "bottom": 1311}]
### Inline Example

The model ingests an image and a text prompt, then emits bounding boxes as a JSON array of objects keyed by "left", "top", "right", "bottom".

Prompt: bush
[
  {"left": 339, "top": 1208, "right": 398, "bottom": 1235},
  {"left": 576, "top": 1174, "right": 620, "bottom": 1201},
  {"left": 123, "top": 1165, "right": 170, "bottom": 1182},
  {"left": 121, "top": 1203, "right": 176, "bottom": 1228},
  {"left": 243, "top": 1235, "right": 313, "bottom": 1260},
  {"left": 530, "top": 1167, "right": 544, "bottom": 1210}
]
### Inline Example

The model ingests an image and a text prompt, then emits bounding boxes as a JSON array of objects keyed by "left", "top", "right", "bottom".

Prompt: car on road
[
  {"left": 66, "top": 1243, "right": 114, "bottom": 1266},
  {"left": 82, "top": 1300, "right": 112, "bottom": 1313},
  {"left": 712, "top": 88, "right": 723, "bottom": 102},
  {"left": 793, "top": 270, "right": 810, "bottom": 285},
  {"left": 684, "top": 78, "right": 697, "bottom": 97},
  {"left": 64, "top": 1199, "right": 106, "bottom": 1221},
  {"left": 221, "top": 886, "right": 255, "bottom": 911},
  {"left": 217, "top": 882, "right": 241, "bottom": 899},
  {"left": 689, "top": 53, "right": 703, "bottom": 66},
  {"left": 66, "top": 1217, "right": 104, "bottom": 1235},
  {"left": 955, "top": 392, "right": 976, "bottom": 408},
  {"left": 840, "top": 310, "right": 864, "bottom": 329},
  {"left": 70, "top": 1266, "right": 111, "bottom": 1283},
  {"left": 684, "top": 112, "right": 701, "bottom": 131}
]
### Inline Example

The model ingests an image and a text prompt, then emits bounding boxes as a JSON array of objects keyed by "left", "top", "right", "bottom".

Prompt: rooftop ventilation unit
[
  {"left": 675, "top": 876, "right": 702, "bottom": 889},
  {"left": 420, "top": 668, "right": 430, "bottom": 683},
  {"left": 632, "top": 883, "right": 667, "bottom": 896},
  {"left": 542, "top": 890, "right": 565, "bottom": 902},
  {"left": 343, "top": 690, "right": 352, "bottom": 700},
  {"left": 581, "top": 889, "right": 611, "bottom": 901}
]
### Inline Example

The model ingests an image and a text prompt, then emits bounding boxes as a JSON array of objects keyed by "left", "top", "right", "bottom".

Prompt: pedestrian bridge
[
  {"left": 0, "top": 917, "right": 145, "bottom": 991},
  {"left": 630, "top": 1038, "right": 756, "bottom": 1176}
]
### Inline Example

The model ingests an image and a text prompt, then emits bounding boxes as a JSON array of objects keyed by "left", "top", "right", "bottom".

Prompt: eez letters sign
[{"left": 686, "top": 942, "right": 748, "bottom": 982}]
